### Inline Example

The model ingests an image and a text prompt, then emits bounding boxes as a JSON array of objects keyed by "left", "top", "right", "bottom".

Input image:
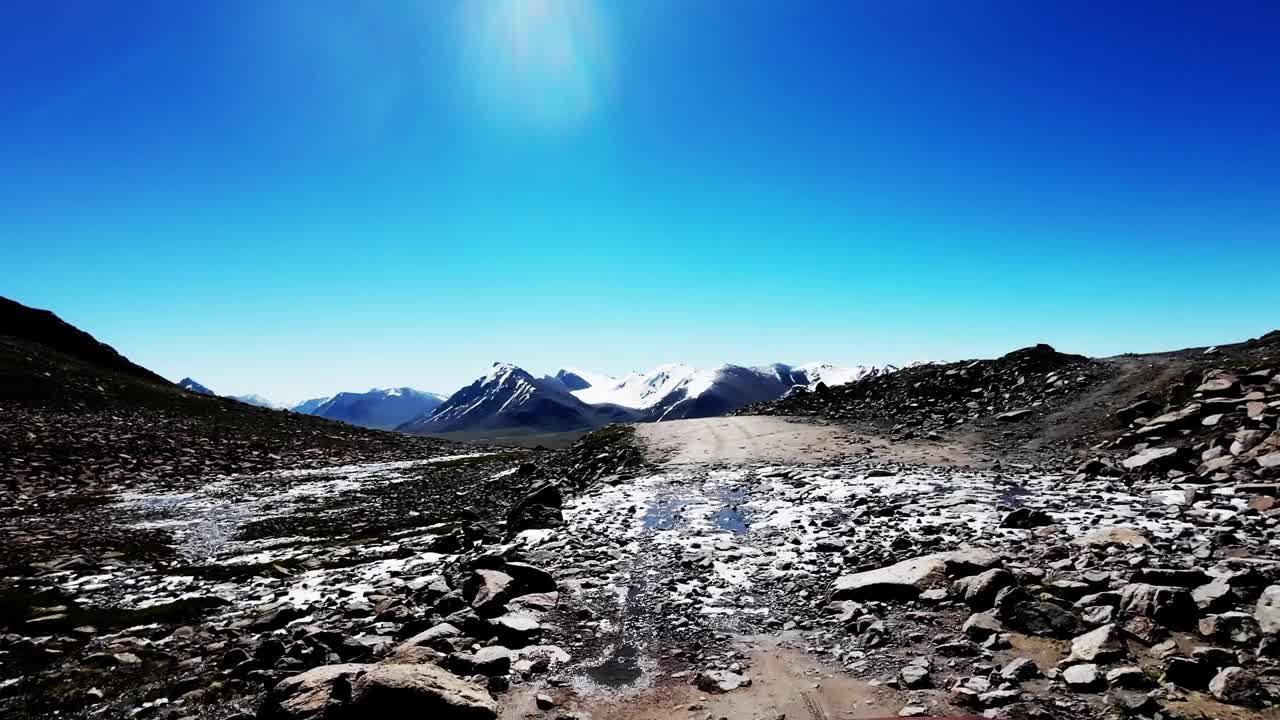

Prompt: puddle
[
  {"left": 711, "top": 506, "right": 749, "bottom": 534},
  {"left": 643, "top": 497, "right": 687, "bottom": 530},
  {"left": 712, "top": 487, "right": 750, "bottom": 533},
  {"left": 997, "top": 483, "right": 1030, "bottom": 508},
  {"left": 583, "top": 643, "right": 644, "bottom": 687}
]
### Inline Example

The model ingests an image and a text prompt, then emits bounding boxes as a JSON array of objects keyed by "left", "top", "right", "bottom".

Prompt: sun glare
[{"left": 458, "top": 0, "right": 611, "bottom": 130}]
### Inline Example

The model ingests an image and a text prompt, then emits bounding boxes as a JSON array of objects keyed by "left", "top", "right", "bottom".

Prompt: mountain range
[
  {"left": 396, "top": 361, "right": 891, "bottom": 436},
  {"left": 305, "top": 388, "right": 446, "bottom": 431}
]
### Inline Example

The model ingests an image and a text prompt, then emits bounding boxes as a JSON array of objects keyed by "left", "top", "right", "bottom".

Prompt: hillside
[{"left": 0, "top": 297, "right": 459, "bottom": 502}]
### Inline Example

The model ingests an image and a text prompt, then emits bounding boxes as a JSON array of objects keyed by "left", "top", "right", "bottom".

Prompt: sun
[{"left": 457, "top": 0, "right": 612, "bottom": 130}]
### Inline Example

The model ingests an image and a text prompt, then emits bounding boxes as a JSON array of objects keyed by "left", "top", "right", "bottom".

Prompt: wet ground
[{"left": 504, "top": 454, "right": 1204, "bottom": 718}]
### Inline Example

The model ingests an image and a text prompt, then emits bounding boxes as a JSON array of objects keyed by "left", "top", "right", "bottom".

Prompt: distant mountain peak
[
  {"left": 231, "top": 393, "right": 279, "bottom": 409},
  {"left": 304, "top": 386, "right": 447, "bottom": 431},
  {"left": 399, "top": 362, "right": 634, "bottom": 435},
  {"left": 178, "top": 377, "right": 216, "bottom": 396}
]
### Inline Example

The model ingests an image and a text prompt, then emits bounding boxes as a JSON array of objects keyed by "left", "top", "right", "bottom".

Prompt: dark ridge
[{"left": 0, "top": 296, "right": 170, "bottom": 386}]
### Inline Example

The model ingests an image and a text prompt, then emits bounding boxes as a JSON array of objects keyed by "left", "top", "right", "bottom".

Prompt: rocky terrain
[{"left": 4, "top": 298, "right": 1280, "bottom": 719}]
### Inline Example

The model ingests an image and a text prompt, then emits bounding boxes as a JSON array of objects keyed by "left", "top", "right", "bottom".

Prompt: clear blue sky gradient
[{"left": 4, "top": 1, "right": 1278, "bottom": 403}]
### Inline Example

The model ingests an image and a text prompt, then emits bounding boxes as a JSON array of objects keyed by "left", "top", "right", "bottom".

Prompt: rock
[
  {"left": 507, "top": 482, "right": 564, "bottom": 533},
  {"left": 1131, "top": 568, "right": 1209, "bottom": 587},
  {"left": 1122, "top": 615, "right": 1166, "bottom": 644},
  {"left": 492, "top": 614, "right": 542, "bottom": 647},
  {"left": 1196, "top": 372, "right": 1240, "bottom": 397},
  {"left": 1105, "top": 689, "right": 1159, "bottom": 715},
  {"left": 465, "top": 570, "right": 515, "bottom": 616},
  {"left": 535, "top": 693, "right": 555, "bottom": 710},
  {"left": 1001, "top": 657, "right": 1041, "bottom": 681},
  {"left": 1122, "top": 447, "right": 1183, "bottom": 472},
  {"left": 1199, "top": 612, "right": 1261, "bottom": 644},
  {"left": 1255, "top": 585, "right": 1280, "bottom": 635},
  {"left": 898, "top": 706, "right": 928, "bottom": 717},
  {"left": 395, "top": 623, "right": 462, "bottom": 653},
  {"left": 1001, "top": 598, "right": 1080, "bottom": 638},
  {"left": 829, "top": 555, "right": 946, "bottom": 601},
  {"left": 502, "top": 562, "right": 557, "bottom": 594},
  {"left": 1119, "top": 583, "right": 1196, "bottom": 626},
  {"left": 1062, "top": 663, "right": 1101, "bottom": 690},
  {"left": 999, "top": 507, "right": 1053, "bottom": 528},
  {"left": 1193, "top": 579, "right": 1235, "bottom": 612},
  {"left": 996, "top": 409, "right": 1034, "bottom": 422},
  {"left": 692, "top": 670, "right": 750, "bottom": 693},
  {"left": 251, "top": 602, "right": 304, "bottom": 631},
  {"left": 1069, "top": 623, "right": 1126, "bottom": 663},
  {"left": 1162, "top": 656, "right": 1213, "bottom": 690},
  {"left": 899, "top": 664, "right": 932, "bottom": 689},
  {"left": 1208, "top": 666, "right": 1267, "bottom": 707},
  {"left": 1072, "top": 526, "right": 1150, "bottom": 547},
  {"left": 979, "top": 688, "right": 1023, "bottom": 706},
  {"left": 936, "top": 640, "right": 978, "bottom": 657},
  {"left": 961, "top": 612, "right": 1004, "bottom": 640},
  {"left": 471, "top": 646, "right": 513, "bottom": 676},
  {"left": 1192, "top": 645, "right": 1236, "bottom": 668},
  {"left": 951, "top": 568, "right": 1015, "bottom": 610},
  {"left": 941, "top": 548, "right": 1003, "bottom": 577},
  {"left": 261, "top": 663, "right": 368, "bottom": 719},
  {"left": 1081, "top": 605, "right": 1115, "bottom": 626},
  {"left": 348, "top": 663, "right": 496, "bottom": 718},
  {"left": 1106, "top": 666, "right": 1148, "bottom": 688}
]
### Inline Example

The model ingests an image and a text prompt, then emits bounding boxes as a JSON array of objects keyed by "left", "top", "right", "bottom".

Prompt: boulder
[
  {"left": 502, "top": 562, "right": 557, "bottom": 594},
  {"left": 507, "top": 482, "right": 564, "bottom": 533},
  {"left": 693, "top": 670, "right": 750, "bottom": 693},
  {"left": 1208, "top": 667, "right": 1266, "bottom": 707},
  {"left": 348, "top": 663, "right": 496, "bottom": 718},
  {"left": 261, "top": 663, "right": 368, "bottom": 719},
  {"left": 1062, "top": 663, "right": 1101, "bottom": 690},
  {"left": 899, "top": 664, "right": 932, "bottom": 689},
  {"left": 999, "top": 592, "right": 1081, "bottom": 639},
  {"left": 1119, "top": 583, "right": 1196, "bottom": 626},
  {"left": 952, "top": 568, "right": 1015, "bottom": 610},
  {"left": 1072, "top": 526, "right": 1150, "bottom": 547},
  {"left": 830, "top": 555, "right": 946, "bottom": 601},
  {"left": 1001, "top": 657, "right": 1041, "bottom": 681},
  {"left": 394, "top": 623, "right": 462, "bottom": 654},
  {"left": 1122, "top": 447, "right": 1184, "bottom": 472},
  {"left": 961, "top": 612, "right": 1004, "bottom": 640},
  {"left": 999, "top": 508, "right": 1053, "bottom": 529},
  {"left": 1069, "top": 624, "right": 1126, "bottom": 663},
  {"left": 941, "top": 548, "right": 1003, "bottom": 577},
  {"left": 1162, "top": 656, "right": 1213, "bottom": 690},
  {"left": 464, "top": 570, "right": 515, "bottom": 616},
  {"left": 1199, "top": 612, "right": 1261, "bottom": 644},
  {"left": 1255, "top": 585, "right": 1280, "bottom": 635}
]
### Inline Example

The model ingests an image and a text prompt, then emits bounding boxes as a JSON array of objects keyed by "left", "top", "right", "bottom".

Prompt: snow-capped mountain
[
  {"left": 178, "top": 377, "right": 215, "bottom": 396},
  {"left": 794, "top": 362, "right": 894, "bottom": 389},
  {"left": 308, "top": 387, "right": 447, "bottom": 431},
  {"left": 290, "top": 396, "right": 331, "bottom": 414},
  {"left": 399, "top": 363, "right": 636, "bottom": 435},
  {"left": 231, "top": 393, "right": 281, "bottom": 409},
  {"left": 559, "top": 362, "right": 892, "bottom": 422}
]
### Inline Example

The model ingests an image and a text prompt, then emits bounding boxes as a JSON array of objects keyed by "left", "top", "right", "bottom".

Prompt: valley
[{"left": 2, "top": 297, "right": 1279, "bottom": 720}]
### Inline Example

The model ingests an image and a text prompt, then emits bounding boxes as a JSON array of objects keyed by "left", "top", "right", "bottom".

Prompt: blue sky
[{"left": 4, "top": 1, "right": 1278, "bottom": 403}]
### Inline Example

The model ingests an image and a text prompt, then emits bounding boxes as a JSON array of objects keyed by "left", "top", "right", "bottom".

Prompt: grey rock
[
  {"left": 1062, "top": 663, "right": 1101, "bottom": 690},
  {"left": 1208, "top": 666, "right": 1266, "bottom": 707},
  {"left": 1069, "top": 623, "right": 1126, "bottom": 663}
]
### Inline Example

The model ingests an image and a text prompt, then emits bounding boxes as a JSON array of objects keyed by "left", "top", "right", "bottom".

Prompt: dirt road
[{"left": 635, "top": 415, "right": 988, "bottom": 467}]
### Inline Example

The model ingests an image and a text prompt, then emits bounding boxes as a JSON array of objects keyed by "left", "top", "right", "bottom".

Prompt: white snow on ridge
[
  {"left": 568, "top": 362, "right": 885, "bottom": 410},
  {"left": 795, "top": 362, "right": 885, "bottom": 388},
  {"left": 570, "top": 363, "right": 697, "bottom": 409}
]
